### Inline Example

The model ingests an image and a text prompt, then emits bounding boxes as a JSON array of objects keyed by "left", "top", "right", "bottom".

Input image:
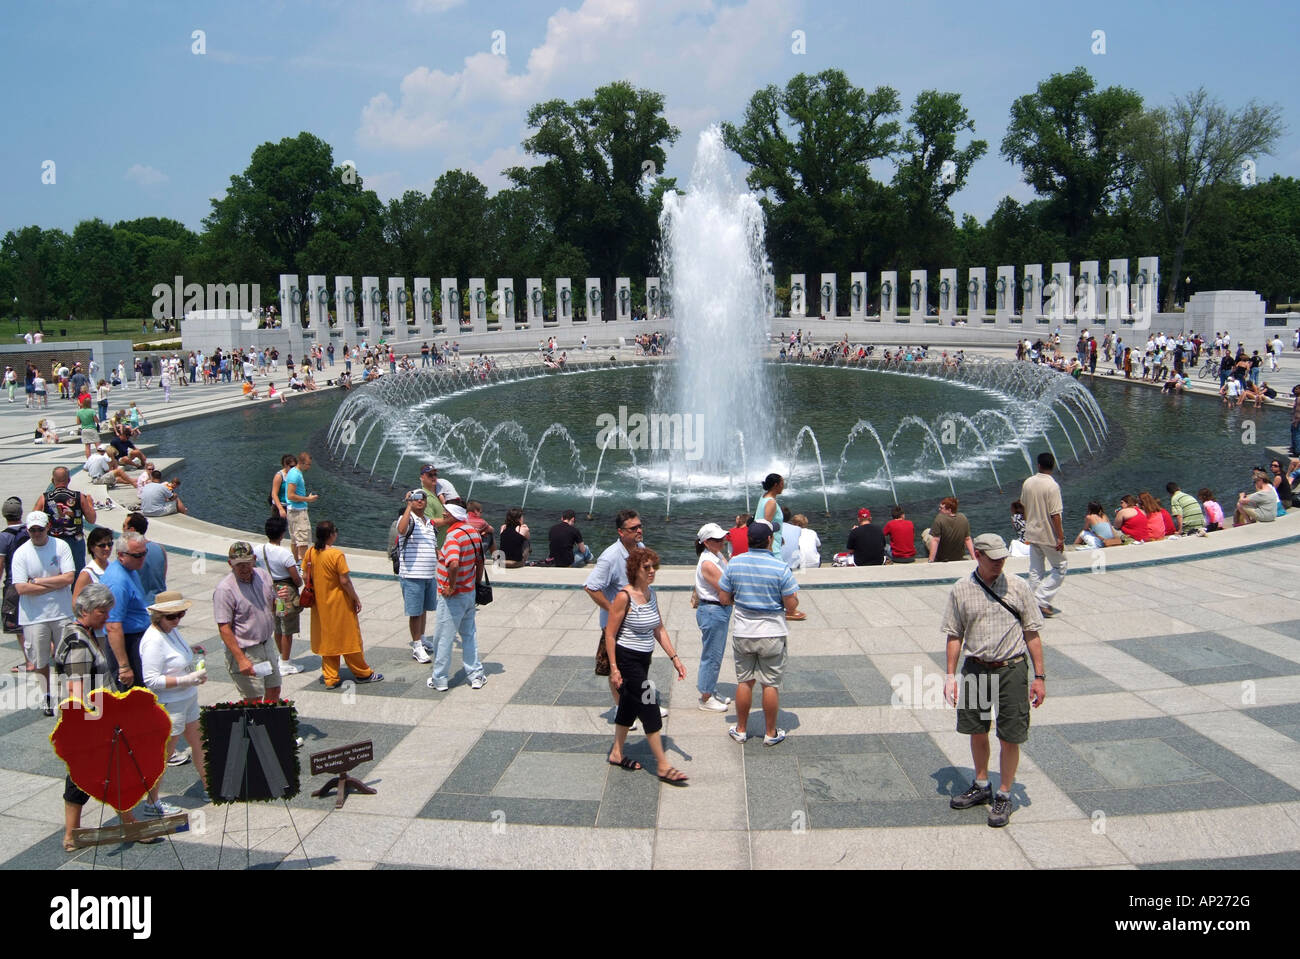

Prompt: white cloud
[{"left": 125, "top": 164, "right": 169, "bottom": 186}]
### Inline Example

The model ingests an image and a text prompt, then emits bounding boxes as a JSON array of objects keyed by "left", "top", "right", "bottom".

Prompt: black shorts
[{"left": 613, "top": 646, "right": 662, "bottom": 735}]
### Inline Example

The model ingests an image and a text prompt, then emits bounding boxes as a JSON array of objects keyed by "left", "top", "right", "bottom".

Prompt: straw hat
[{"left": 147, "top": 591, "right": 193, "bottom": 615}]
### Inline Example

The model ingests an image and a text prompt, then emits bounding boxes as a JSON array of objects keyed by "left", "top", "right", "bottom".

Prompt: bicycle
[{"left": 1197, "top": 354, "right": 1219, "bottom": 379}]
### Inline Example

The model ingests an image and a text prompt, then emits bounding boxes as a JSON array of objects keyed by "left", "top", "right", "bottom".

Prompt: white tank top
[{"left": 694, "top": 550, "right": 725, "bottom": 603}]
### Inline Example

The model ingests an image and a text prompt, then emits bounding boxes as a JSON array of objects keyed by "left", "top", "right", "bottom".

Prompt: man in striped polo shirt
[
  {"left": 428, "top": 503, "right": 486, "bottom": 692},
  {"left": 398, "top": 489, "right": 440, "bottom": 664},
  {"left": 717, "top": 521, "right": 800, "bottom": 747}
]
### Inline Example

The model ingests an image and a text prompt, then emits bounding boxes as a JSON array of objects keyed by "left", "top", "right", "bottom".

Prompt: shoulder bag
[
  {"left": 472, "top": 531, "right": 493, "bottom": 606},
  {"left": 298, "top": 549, "right": 316, "bottom": 608},
  {"left": 594, "top": 588, "right": 629, "bottom": 676}
]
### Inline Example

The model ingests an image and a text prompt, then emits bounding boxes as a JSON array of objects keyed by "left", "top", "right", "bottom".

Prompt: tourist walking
[
  {"left": 255, "top": 517, "right": 303, "bottom": 673},
  {"left": 428, "top": 504, "right": 486, "bottom": 691},
  {"left": 396, "top": 489, "right": 439, "bottom": 664},
  {"left": 943, "top": 534, "right": 1046, "bottom": 828},
  {"left": 604, "top": 547, "right": 688, "bottom": 785},
  {"left": 101, "top": 532, "right": 151, "bottom": 690},
  {"left": 34, "top": 468, "right": 96, "bottom": 575},
  {"left": 139, "top": 590, "right": 208, "bottom": 812},
  {"left": 1019, "top": 453, "right": 1066, "bottom": 618},
  {"left": 693, "top": 523, "right": 732, "bottom": 712},
  {"left": 584, "top": 510, "right": 648, "bottom": 709},
  {"left": 215, "top": 542, "right": 285, "bottom": 702},
  {"left": 305, "top": 521, "right": 382, "bottom": 688},
  {"left": 717, "top": 522, "right": 800, "bottom": 746}
]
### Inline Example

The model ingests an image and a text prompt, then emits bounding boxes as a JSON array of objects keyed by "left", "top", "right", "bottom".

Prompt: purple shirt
[{"left": 213, "top": 568, "right": 275, "bottom": 649}]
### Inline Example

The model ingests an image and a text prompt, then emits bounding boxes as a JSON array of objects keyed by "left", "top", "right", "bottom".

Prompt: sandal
[
  {"left": 63, "top": 836, "right": 79, "bottom": 853},
  {"left": 607, "top": 753, "right": 642, "bottom": 771},
  {"left": 785, "top": 610, "right": 807, "bottom": 621},
  {"left": 657, "top": 767, "right": 689, "bottom": 787}
]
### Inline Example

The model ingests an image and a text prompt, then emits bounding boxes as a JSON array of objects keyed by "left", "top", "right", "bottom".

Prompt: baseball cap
[
  {"left": 420, "top": 464, "right": 437, "bottom": 475},
  {"left": 857, "top": 508, "right": 872, "bottom": 521},
  {"left": 407, "top": 489, "right": 427, "bottom": 500},
  {"left": 445, "top": 503, "right": 468, "bottom": 522},
  {"left": 3, "top": 497, "right": 23, "bottom": 521},
  {"left": 746, "top": 521, "right": 774, "bottom": 545},
  {"left": 25, "top": 512, "right": 50, "bottom": 529},
  {"left": 96, "top": 444, "right": 107, "bottom": 452},
  {"left": 228, "top": 541, "right": 256, "bottom": 563},
  {"left": 971, "top": 533, "right": 1010, "bottom": 560},
  {"left": 696, "top": 522, "right": 727, "bottom": 542}
]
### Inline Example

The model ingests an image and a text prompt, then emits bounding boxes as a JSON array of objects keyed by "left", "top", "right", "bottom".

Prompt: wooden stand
[
  {"left": 310, "top": 741, "right": 375, "bottom": 809},
  {"left": 71, "top": 813, "right": 188, "bottom": 848}
]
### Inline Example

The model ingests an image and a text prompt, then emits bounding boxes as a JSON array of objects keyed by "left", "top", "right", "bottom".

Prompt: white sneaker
[
  {"left": 426, "top": 677, "right": 449, "bottom": 691},
  {"left": 728, "top": 725, "right": 748, "bottom": 743},
  {"left": 659, "top": 706, "right": 669, "bottom": 719},
  {"left": 470, "top": 675, "right": 486, "bottom": 690},
  {"left": 411, "top": 642, "right": 432, "bottom": 664},
  {"left": 279, "top": 661, "right": 302, "bottom": 675},
  {"left": 698, "top": 695, "right": 731, "bottom": 712},
  {"left": 763, "top": 728, "right": 788, "bottom": 747}
]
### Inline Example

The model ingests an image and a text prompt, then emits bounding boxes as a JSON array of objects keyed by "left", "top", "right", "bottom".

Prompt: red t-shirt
[
  {"left": 881, "top": 519, "right": 916, "bottom": 558},
  {"left": 725, "top": 527, "right": 749, "bottom": 557}
]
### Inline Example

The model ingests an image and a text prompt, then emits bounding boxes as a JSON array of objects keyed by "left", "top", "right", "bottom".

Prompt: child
[{"left": 1198, "top": 488, "right": 1224, "bottom": 532}]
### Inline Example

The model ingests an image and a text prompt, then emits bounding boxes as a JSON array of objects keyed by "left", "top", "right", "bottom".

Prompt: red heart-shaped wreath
[{"left": 50, "top": 687, "right": 172, "bottom": 812}]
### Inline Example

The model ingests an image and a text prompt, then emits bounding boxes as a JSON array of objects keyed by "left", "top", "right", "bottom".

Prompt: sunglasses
[
  {"left": 161, "top": 612, "right": 185, "bottom": 622},
  {"left": 125, "top": 550, "right": 148, "bottom": 558},
  {"left": 622, "top": 523, "right": 643, "bottom": 532}
]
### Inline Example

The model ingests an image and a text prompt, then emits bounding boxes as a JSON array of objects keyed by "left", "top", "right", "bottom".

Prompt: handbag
[
  {"left": 298, "top": 550, "right": 316, "bottom": 608},
  {"left": 472, "top": 535, "right": 493, "bottom": 606},
  {"left": 594, "top": 588, "right": 628, "bottom": 676}
]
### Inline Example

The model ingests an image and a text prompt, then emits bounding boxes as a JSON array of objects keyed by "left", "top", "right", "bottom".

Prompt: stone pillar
[
  {"left": 615, "top": 278, "right": 632, "bottom": 321},
  {"left": 647, "top": 277, "right": 663, "bottom": 320},
  {"left": 414, "top": 278, "right": 435, "bottom": 339},
  {"left": 879, "top": 271, "right": 898, "bottom": 323},
  {"left": 967, "top": 268, "right": 987, "bottom": 324},
  {"left": 585, "top": 278, "right": 602, "bottom": 326},
  {"left": 525, "top": 278, "right": 543, "bottom": 326},
  {"left": 441, "top": 279, "right": 460, "bottom": 336},
  {"left": 556, "top": 278, "right": 573, "bottom": 327},
  {"left": 360, "top": 276, "right": 380, "bottom": 341},
  {"left": 938, "top": 268, "right": 958, "bottom": 323},
  {"left": 468, "top": 278, "right": 487, "bottom": 334},
  {"left": 849, "top": 271, "right": 867, "bottom": 319},
  {"left": 995, "top": 266, "right": 1016, "bottom": 327},
  {"left": 496, "top": 279, "right": 517, "bottom": 328},
  {"left": 1106, "top": 258, "right": 1128, "bottom": 324},
  {"left": 335, "top": 277, "right": 356, "bottom": 353},
  {"left": 307, "top": 275, "right": 327, "bottom": 331},
  {"left": 1049, "top": 262, "right": 1071, "bottom": 324},
  {"left": 387, "top": 276, "right": 406, "bottom": 339},
  {"left": 280, "top": 274, "right": 304, "bottom": 359},
  {"left": 1021, "top": 265, "right": 1043, "bottom": 326},
  {"left": 908, "top": 269, "right": 927, "bottom": 323},
  {"left": 1077, "top": 261, "right": 1100, "bottom": 327},
  {"left": 1135, "top": 256, "right": 1160, "bottom": 330},
  {"left": 818, "top": 272, "right": 836, "bottom": 319},
  {"left": 789, "top": 273, "right": 805, "bottom": 319}
]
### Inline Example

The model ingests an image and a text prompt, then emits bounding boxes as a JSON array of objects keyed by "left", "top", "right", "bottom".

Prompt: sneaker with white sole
[
  {"left": 138, "top": 799, "right": 182, "bottom": 819},
  {"left": 167, "top": 748, "right": 191, "bottom": 766},
  {"left": 728, "top": 725, "right": 748, "bottom": 743},
  {"left": 279, "top": 661, "right": 302, "bottom": 675},
  {"left": 659, "top": 705, "right": 669, "bottom": 719},
  {"left": 762, "top": 728, "right": 788, "bottom": 747},
  {"left": 427, "top": 677, "right": 449, "bottom": 691},
  {"left": 470, "top": 675, "right": 486, "bottom": 690},
  {"left": 698, "top": 696, "right": 730, "bottom": 712},
  {"left": 410, "top": 642, "right": 431, "bottom": 664},
  {"left": 987, "top": 791, "right": 1013, "bottom": 827}
]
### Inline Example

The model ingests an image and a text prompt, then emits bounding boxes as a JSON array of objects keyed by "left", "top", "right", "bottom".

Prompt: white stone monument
[
  {"left": 1106, "top": 259, "right": 1129, "bottom": 324},
  {"left": 361, "top": 276, "right": 380, "bottom": 333},
  {"left": 1135, "top": 256, "right": 1160, "bottom": 330},
  {"left": 938, "top": 268, "right": 958, "bottom": 323},
  {"left": 495, "top": 279, "right": 516, "bottom": 328},
  {"left": 307, "top": 274, "right": 327, "bottom": 331},
  {"left": 279, "top": 274, "right": 304, "bottom": 356},
  {"left": 469, "top": 277, "right": 487, "bottom": 332},
  {"left": 819, "top": 272, "right": 837, "bottom": 319},
  {"left": 413, "top": 278, "right": 435, "bottom": 338},
  {"left": 647, "top": 277, "right": 663, "bottom": 320},
  {"left": 585, "top": 278, "right": 602, "bottom": 324},
  {"left": 616, "top": 277, "right": 632, "bottom": 321},
  {"left": 388, "top": 276, "right": 406, "bottom": 334},
  {"left": 789, "top": 273, "right": 805, "bottom": 319},
  {"left": 849, "top": 271, "right": 867, "bottom": 319},
  {"left": 525, "top": 278, "right": 543, "bottom": 326},
  {"left": 967, "top": 268, "right": 987, "bottom": 323},
  {"left": 1021, "top": 265, "right": 1043, "bottom": 325},
  {"left": 441, "top": 279, "right": 460, "bottom": 333},
  {"left": 1077, "top": 261, "right": 1100, "bottom": 326},
  {"left": 879, "top": 271, "right": 898, "bottom": 323},
  {"left": 334, "top": 277, "right": 355, "bottom": 351},
  {"left": 1048, "top": 262, "right": 1071, "bottom": 323},
  {"left": 909, "top": 270, "right": 927, "bottom": 323},
  {"left": 556, "top": 278, "right": 573, "bottom": 327}
]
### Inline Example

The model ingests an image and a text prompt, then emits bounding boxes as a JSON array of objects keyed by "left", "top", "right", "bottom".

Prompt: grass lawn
[{"left": 6, "top": 316, "right": 162, "bottom": 342}]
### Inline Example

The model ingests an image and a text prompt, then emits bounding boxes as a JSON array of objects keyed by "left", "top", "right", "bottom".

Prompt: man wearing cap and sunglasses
[
  {"left": 942, "top": 533, "right": 1046, "bottom": 828},
  {"left": 101, "top": 531, "right": 152, "bottom": 690},
  {"left": 11, "top": 512, "right": 75, "bottom": 716},
  {"left": 397, "top": 489, "right": 441, "bottom": 664},
  {"left": 215, "top": 542, "right": 288, "bottom": 703}
]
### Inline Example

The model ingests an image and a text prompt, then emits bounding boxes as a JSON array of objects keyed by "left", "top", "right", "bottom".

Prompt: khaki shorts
[
  {"left": 22, "top": 620, "right": 67, "bottom": 668},
  {"left": 956, "top": 656, "right": 1031, "bottom": 744},
  {"left": 286, "top": 509, "right": 311, "bottom": 547},
  {"left": 225, "top": 640, "right": 282, "bottom": 701},
  {"left": 733, "top": 635, "right": 787, "bottom": 687}
]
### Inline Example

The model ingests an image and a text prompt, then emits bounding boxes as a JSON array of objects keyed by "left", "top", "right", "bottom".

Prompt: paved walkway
[{"left": 2, "top": 349, "right": 1299, "bottom": 869}]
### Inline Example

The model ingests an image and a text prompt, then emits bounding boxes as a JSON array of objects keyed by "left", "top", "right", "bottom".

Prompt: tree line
[{"left": 2, "top": 69, "right": 1294, "bottom": 334}]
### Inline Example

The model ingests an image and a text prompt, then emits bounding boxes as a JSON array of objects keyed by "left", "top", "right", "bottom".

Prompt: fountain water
[
  {"left": 888, "top": 416, "right": 958, "bottom": 499},
  {"left": 522, "top": 425, "right": 588, "bottom": 509},
  {"left": 834, "top": 420, "right": 899, "bottom": 505},
  {"left": 787, "top": 425, "right": 830, "bottom": 515}
]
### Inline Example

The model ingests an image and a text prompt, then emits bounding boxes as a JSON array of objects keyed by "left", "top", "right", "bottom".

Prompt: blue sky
[{"left": 3, "top": 0, "right": 1297, "bottom": 237}]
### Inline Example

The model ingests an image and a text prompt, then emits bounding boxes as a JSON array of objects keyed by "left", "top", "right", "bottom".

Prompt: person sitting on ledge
[
  {"left": 1073, "top": 501, "right": 1123, "bottom": 548},
  {"left": 1198, "top": 488, "right": 1225, "bottom": 532},
  {"left": 288, "top": 374, "right": 306, "bottom": 392},
  {"left": 241, "top": 380, "right": 260, "bottom": 399},
  {"left": 267, "top": 382, "right": 286, "bottom": 404},
  {"left": 140, "top": 472, "right": 187, "bottom": 517},
  {"left": 34, "top": 419, "right": 60, "bottom": 444},
  {"left": 1234, "top": 470, "right": 1279, "bottom": 526},
  {"left": 1162, "top": 371, "right": 1188, "bottom": 394}
]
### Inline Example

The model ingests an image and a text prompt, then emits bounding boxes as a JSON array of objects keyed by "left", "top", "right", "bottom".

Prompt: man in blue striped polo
[{"left": 717, "top": 521, "right": 800, "bottom": 747}]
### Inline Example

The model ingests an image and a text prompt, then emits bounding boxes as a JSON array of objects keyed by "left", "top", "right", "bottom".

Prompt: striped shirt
[
  {"left": 398, "top": 514, "right": 439, "bottom": 578},
  {"left": 436, "top": 523, "right": 482, "bottom": 594},
  {"left": 613, "top": 588, "right": 660, "bottom": 653},
  {"left": 719, "top": 550, "right": 798, "bottom": 639}
]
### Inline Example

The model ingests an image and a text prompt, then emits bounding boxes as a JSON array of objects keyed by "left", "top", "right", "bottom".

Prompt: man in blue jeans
[
  {"left": 428, "top": 504, "right": 486, "bottom": 691},
  {"left": 397, "top": 489, "right": 439, "bottom": 664}
]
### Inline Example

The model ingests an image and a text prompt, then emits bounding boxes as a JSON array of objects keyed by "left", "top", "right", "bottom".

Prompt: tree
[
  {"left": 723, "top": 70, "right": 901, "bottom": 274},
  {"left": 892, "top": 90, "right": 987, "bottom": 267},
  {"left": 1127, "top": 88, "right": 1285, "bottom": 309},
  {"left": 507, "top": 81, "right": 678, "bottom": 318},
  {"left": 1001, "top": 68, "right": 1143, "bottom": 254},
  {"left": 67, "top": 219, "right": 123, "bottom": 332},
  {"left": 2, "top": 226, "right": 69, "bottom": 329}
]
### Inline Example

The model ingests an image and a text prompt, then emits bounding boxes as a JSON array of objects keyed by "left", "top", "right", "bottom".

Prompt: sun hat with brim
[
  {"left": 25, "top": 512, "right": 50, "bottom": 529},
  {"left": 147, "top": 591, "right": 193, "bottom": 615},
  {"left": 971, "top": 533, "right": 1010, "bottom": 560},
  {"left": 696, "top": 522, "right": 727, "bottom": 542}
]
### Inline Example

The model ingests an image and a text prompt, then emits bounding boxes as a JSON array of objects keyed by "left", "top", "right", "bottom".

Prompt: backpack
[{"left": 389, "top": 515, "right": 414, "bottom": 574}]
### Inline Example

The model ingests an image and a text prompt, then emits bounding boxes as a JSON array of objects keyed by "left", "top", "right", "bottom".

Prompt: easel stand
[{"left": 310, "top": 741, "right": 376, "bottom": 809}]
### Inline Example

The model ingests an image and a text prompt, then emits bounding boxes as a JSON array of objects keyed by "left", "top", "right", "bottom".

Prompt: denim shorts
[{"left": 400, "top": 576, "right": 439, "bottom": 616}]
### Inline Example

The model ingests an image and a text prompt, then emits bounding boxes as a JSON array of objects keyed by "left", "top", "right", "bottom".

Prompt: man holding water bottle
[{"left": 214, "top": 541, "right": 287, "bottom": 703}]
